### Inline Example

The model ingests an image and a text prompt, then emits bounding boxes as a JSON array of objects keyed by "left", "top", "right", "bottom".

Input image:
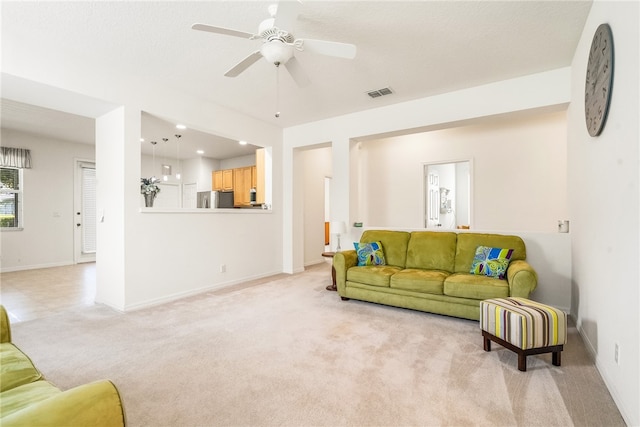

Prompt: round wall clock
[{"left": 585, "top": 23, "right": 614, "bottom": 137}]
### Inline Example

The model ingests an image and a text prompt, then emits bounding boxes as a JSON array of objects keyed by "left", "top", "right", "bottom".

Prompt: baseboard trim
[
  {"left": 305, "top": 258, "right": 328, "bottom": 267},
  {"left": 0, "top": 261, "right": 74, "bottom": 273},
  {"left": 119, "top": 269, "right": 283, "bottom": 312},
  {"left": 575, "top": 316, "right": 633, "bottom": 426}
]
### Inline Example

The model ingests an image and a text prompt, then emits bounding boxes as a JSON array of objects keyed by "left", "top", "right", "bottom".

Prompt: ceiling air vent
[{"left": 366, "top": 87, "right": 394, "bottom": 99}]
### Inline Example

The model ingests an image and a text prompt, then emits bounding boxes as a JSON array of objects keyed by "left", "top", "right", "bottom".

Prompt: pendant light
[
  {"left": 175, "top": 134, "right": 182, "bottom": 180},
  {"left": 162, "top": 138, "right": 169, "bottom": 181},
  {"left": 150, "top": 140, "right": 157, "bottom": 180}
]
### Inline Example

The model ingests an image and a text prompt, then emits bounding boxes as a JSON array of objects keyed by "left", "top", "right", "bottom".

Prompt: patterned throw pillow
[
  {"left": 354, "top": 241, "right": 386, "bottom": 266},
  {"left": 470, "top": 246, "right": 514, "bottom": 280}
]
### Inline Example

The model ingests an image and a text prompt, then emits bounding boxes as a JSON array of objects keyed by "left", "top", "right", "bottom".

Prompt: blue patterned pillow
[
  {"left": 470, "top": 246, "right": 514, "bottom": 280},
  {"left": 354, "top": 241, "right": 386, "bottom": 266}
]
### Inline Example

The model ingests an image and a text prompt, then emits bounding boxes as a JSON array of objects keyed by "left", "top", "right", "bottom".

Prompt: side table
[{"left": 321, "top": 252, "right": 337, "bottom": 291}]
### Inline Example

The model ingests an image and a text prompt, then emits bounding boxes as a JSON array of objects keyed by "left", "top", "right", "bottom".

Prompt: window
[{"left": 0, "top": 167, "right": 23, "bottom": 229}]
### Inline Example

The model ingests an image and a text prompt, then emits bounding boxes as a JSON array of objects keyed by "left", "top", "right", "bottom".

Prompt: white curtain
[{"left": 0, "top": 147, "right": 32, "bottom": 168}]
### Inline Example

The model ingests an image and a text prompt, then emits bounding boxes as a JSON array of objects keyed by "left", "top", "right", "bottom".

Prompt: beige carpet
[{"left": 11, "top": 263, "right": 624, "bottom": 427}]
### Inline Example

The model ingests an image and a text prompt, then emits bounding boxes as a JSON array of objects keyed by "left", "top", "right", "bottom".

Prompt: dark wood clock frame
[{"left": 585, "top": 23, "right": 614, "bottom": 137}]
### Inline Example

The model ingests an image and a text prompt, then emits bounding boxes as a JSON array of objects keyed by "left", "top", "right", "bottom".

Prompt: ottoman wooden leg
[
  {"left": 552, "top": 350, "right": 561, "bottom": 366},
  {"left": 483, "top": 333, "right": 491, "bottom": 352},
  {"left": 518, "top": 353, "right": 527, "bottom": 372}
]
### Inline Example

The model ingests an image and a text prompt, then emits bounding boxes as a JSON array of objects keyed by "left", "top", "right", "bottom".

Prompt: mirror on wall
[
  {"left": 140, "top": 112, "right": 267, "bottom": 209},
  {"left": 425, "top": 160, "right": 471, "bottom": 229}
]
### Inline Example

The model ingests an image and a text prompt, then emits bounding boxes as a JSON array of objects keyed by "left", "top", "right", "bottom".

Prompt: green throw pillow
[
  {"left": 470, "top": 246, "right": 513, "bottom": 280},
  {"left": 354, "top": 241, "right": 386, "bottom": 266}
]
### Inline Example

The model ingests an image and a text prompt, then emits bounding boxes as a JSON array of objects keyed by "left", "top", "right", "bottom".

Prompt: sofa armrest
[
  {"left": 506, "top": 259, "right": 538, "bottom": 298},
  {"left": 1, "top": 380, "right": 126, "bottom": 427},
  {"left": 1, "top": 305, "right": 11, "bottom": 343},
  {"left": 333, "top": 250, "right": 357, "bottom": 295}
]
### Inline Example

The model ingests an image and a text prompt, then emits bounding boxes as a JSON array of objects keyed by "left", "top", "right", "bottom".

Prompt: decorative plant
[{"left": 140, "top": 177, "right": 161, "bottom": 195}]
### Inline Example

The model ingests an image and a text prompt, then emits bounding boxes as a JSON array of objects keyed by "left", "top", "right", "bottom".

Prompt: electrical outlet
[
  {"left": 614, "top": 343, "right": 620, "bottom": 365},
  {"left": 220, "top": 264, "right": 226, "bottom": 273}
]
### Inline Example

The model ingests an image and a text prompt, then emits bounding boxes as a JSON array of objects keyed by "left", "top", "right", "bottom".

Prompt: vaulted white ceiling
[{"left": 1, "top": 1, "right": 592, "bottom": 147}]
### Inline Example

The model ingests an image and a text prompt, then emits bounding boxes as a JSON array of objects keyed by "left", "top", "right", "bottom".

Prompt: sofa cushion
[
  {"left": 360, "top": 230, "right": 410, "bottom": 268},
  {"left": 470, "top": 246, "right": 513, "bottom": 279},
  {"left": 0, "top": 343, "right": 43, "bottom": 392},
  {"left": 444, "top": 273, "right": 510, "bottom": 300},
  {"left": 454, "top": 233, "right": 526, "bottom": 273},
  {"left": 354, "top": 241, "right": 386, "bottom": 266},
  {"left": 390, "top": 269, "right": 447, "bottom": 294},
  {"left": 405, "top": 231, "right": 457, "bottom": 271},
  {"left": 347, "top": 265, "right": 402, "bottom": 287},
  {"left": 0, "top": 380, "right": 61, "bottom": 418}
]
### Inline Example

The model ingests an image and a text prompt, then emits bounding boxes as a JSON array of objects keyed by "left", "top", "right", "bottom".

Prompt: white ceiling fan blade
[
  {"left": 224, "top": 51, "right": 263, "bottom": 77},
  {"left": 300, "top": 39, "right": 357, "bottom": 59},
  {"left": 284, "top": 57, "right": 311, "bottom": 87},
  {"left": 273, "top": 1, "right": 302, "bottom": 31},
  {"left": 191, "top": 23, "right": 255, "bottom": 40}
]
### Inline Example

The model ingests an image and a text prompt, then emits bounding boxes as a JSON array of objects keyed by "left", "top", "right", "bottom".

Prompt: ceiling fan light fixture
[{"left": 261, "top": 40, "right": 293, "bottom": 65}]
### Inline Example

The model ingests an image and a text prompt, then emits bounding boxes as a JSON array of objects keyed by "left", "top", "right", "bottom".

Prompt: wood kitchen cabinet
[
  {"left": 210, "top": 149, "right": 265, "bottom": 207},
  {"left": 212, "top": 169, "right": 234, "bottom": 191},
  {"left": 212, "top": 170, "right": 222, "bottom": 191},
  {"left": 233, "top": 166, "right": 253, "bottom": 207},
  {"left": 222, "top": 169, "right": 233, "bottom": 191},
  {"left": 255, "top": 148, "right": 265, "bottom": 205}
]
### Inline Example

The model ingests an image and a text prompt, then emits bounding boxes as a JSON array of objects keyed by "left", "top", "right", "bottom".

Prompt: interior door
[
  {"left": 426, "top": 170, "right": 440, "bottom": 228},
  {"left": 74, "top": 160, "right": 96, "bottom": 263},
  {"left": 182, "top": 182, "right": 197, "bottom": 208}
]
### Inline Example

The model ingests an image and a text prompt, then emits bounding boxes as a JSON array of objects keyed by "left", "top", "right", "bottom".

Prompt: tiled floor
[{"left": 0, "top": 263, "right": 96, "bottom": 323}]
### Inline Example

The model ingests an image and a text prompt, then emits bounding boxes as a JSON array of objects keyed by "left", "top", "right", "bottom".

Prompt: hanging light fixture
[
  {"left": 274, "top": 63, "right": 281, "bottom": 118},
  {"left": 161, "top": 138, "right": 170, "bottom": 181},
  {"left": 150, "top": 140, "right": 157, "bottom": 180},
  {"left": 175, "top": 134, "right": 182, "bottom": 180}
]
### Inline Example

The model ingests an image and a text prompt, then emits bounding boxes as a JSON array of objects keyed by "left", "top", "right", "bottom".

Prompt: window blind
[{"left": 81, "top": 166, "right": 97, "bottom": 253}]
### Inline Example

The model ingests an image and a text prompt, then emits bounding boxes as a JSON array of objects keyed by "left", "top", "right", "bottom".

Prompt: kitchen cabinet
[
  {"left": 233, "top": 166, "right": 253, "bottom": 207},
  {"left": 212, "top": 170, "right": 222, "bottom": 191},
  {"left": 222, "top": 169, "right": 233, "bottom": 191},
  {"left": 212, "top": 169, "right": 234, "bottom": 191},
  {"left": 255, "top": 148, "right": 265, "bottom": 205},
  {"left": 210, "top": 150, "right": 265, "bottom": 207},
  {"left": 251, "top": 166, "right": 257, "bottom": 188}
]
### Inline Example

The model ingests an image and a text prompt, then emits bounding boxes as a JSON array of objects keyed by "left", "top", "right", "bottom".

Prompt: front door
[{"left": 74, "top": 160, "right": 96, "bottom": 263}]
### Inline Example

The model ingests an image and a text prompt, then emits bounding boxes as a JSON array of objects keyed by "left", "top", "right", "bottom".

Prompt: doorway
[
  {"left": 74, "top": 160, "right": 96, "bottom": 263},
  {"left": 424, "top": 160, "right": 472, "bottom": 229}
]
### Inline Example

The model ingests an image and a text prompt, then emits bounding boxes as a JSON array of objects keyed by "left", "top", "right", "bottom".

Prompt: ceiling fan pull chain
[{"left": 275, "top": 64, "right": 281, "bottom": 118}]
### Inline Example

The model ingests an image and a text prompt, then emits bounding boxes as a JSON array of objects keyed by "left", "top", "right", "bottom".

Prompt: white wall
[
  {"left": 3, "top": 69, "right": 283, "bottom": 312},
  {"left": 567, "top": 2, "right": 639, "bottom": 425},
  {"left": 360, "top": 111, "right": 567, "bottom": 232},
  {"left": 0, "top": 129, "right": 94, "bottom": 271},
  {"left": 141, "top": 154, "right": 219, "bottom": 198},
  {"left": 284, "top": 68, "right": 572, "bottom": 275},
  {"left": 220, "top": 154, "right": 255, "bottom": 170},
  {"left": 455, "top": 162, "right": 470, "bottom": 227},
  {"left": 182, "top": 157, "right": 219, "bottom": 193}
]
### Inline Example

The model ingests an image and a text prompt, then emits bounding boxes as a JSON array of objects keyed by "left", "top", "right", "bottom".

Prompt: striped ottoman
[{"left": 480, "top": 298, "right": 567, "bottom": 372}]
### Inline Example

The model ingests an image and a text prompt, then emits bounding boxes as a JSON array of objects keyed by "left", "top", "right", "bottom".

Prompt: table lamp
[{"left": 330, "top": 221, "right": 347, "bottom": 251}]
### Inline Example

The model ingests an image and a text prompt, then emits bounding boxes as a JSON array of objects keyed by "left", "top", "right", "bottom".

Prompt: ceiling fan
[{"left": 191, "top": 1, "right": 357, "bottom": 87}]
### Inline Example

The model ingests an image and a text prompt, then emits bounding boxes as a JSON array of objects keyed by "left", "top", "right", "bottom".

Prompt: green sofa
[
  {"left": 334, "top": 230, "right": 538, "bottom": 321},
  {"left": 0, "top": 305, "right": 126, "bottom": 426}
]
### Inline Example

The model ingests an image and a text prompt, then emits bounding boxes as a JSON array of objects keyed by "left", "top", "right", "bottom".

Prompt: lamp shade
[{"left": 330, "top": 221, "right": 347, "bottom": 235}]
